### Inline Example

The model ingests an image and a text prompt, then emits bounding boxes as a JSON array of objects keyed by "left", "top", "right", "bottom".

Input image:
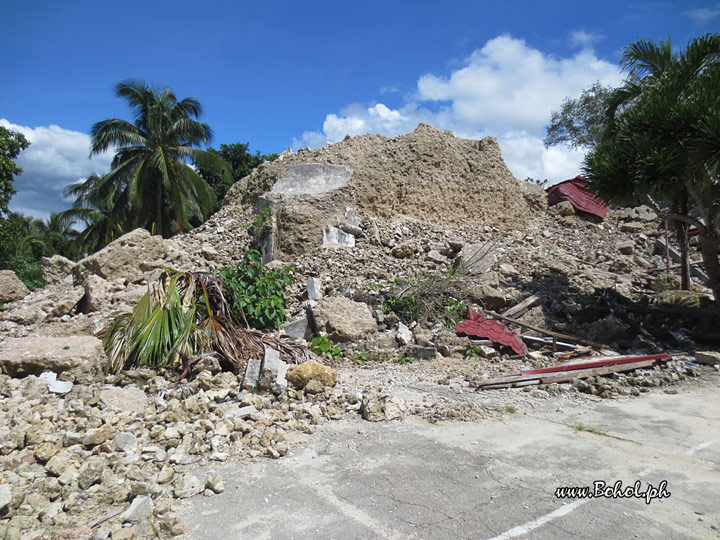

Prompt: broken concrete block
[
  {"left": 617, "top": 240, "right": 635, "bottom": 255},
  {"left": 395, "top": 322, "right": 413, "bottom": 346},
  {"left": 41, "top": 254, "right": 76, "bottom": 285},
  {"left": 407, "top": 346, "right": 436, "bottom": 360},
  {"left": 456, "top": 243, "right": 497, "bottom": 275},
  {"left": 282, "top": 317, "right": 312, "bottom": 340},
  {"left": 620, "top": 222, "right": 644, "bottom": 233},
  {"left": 307, "top": 277, "right": 323, "bottom": 300},
  {"left": 479, "top": 345, "right": 497, "bottom": 359},
  {"left": 425, "top": 249, "right": 446, "bottom": 264},
  {"left": 323, "top": 226, "right": 355, "bottom": 247},
  {"left": 391, "top": 241, "right": 417, "bottom": 259},
  {"left": 242, "top": 357, "right": 262, "bottom": 391},
  {"left": 257, "top": 348, "right": 288, "bottom": 393},
  {"left": 0, "top": 336, "right": 105, "bottom": 378},
  {"left": 340, "top": 222, "right": 363, "bottom": 236},
  {"left": 499, "top": 263, "right": 518, "bottom": 277},
  {"left": 0, "top": 270, "right": 29, "bottom": 303},
  {"left": 122, "top": 495, "right": 154, "bottom": 523},
  {"left": 383, "top": 395, "right": 408, "bottom": 421},
  {"left": 694, "top": 351, "right": 720, "bottom": 366},
  {"left": 311, "top": 296, "right": 378, "bottom": 343},
  {"left": 360, "top": 393, "right": 407, "bottom": 422},
  {"left": 270, "top": 164, "right": 351, "bottom": 197}
]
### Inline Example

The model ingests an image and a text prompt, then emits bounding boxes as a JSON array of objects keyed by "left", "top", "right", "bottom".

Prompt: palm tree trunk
[
  {"left": 699, "top": 234, "right": 720, "bottom": 306},
  {"left": 156, "top": 180, "right": 163, "bottom": 237}
]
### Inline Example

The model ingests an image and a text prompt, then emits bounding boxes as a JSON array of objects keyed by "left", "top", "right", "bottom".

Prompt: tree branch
[{"left": 642, "top": 194, "right": 705, "bottom": 231}]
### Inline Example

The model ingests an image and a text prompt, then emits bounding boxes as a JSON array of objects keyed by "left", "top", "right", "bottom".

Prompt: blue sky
[{"left": 2, "top": 0, "right": 718, "bottom": 220}]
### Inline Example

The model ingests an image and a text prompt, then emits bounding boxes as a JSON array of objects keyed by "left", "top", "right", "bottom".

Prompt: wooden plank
[
  {"left": 502, "top": 294, "right": 542, "bottom": 319},
  {"left": 484, "top": 310, "right": 605, "bottom": 349},
  {"left": 536, "top": 359, "right": 656, "bottom": 384},
  {"left": 520, "top": 353, "right": 668, "bottom": 375},
  {"left": 476, "top": 359, "right": 657, "bottom": 389}
]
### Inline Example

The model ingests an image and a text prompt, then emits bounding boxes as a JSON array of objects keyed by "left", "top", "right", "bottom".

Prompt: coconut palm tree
[
  {"left": 89, "top": 80, "right": 230, "bottom": 237},
  {"left": 584, "top": 34, "right": 720, "bottom": 303},
  {"left": 59, "top": 173, "right": 130, "bottom": 256}
]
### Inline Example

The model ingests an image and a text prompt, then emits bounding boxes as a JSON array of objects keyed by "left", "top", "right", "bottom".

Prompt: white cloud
[
  {"left": 1, "top": 118, "right": 113, "bottom": 220},
  {"left": 686, "top": 4, "right": 720, "bottom": 25},
  {"left": 569, "top": 30, "right": 604, "bottom": 48},
  {"left": 295, "top": 34, "right": 623, "bottom": 184}
]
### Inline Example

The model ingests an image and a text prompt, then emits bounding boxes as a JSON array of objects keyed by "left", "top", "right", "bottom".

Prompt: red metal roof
[
  {"left": 546, "top": 176, "right": 609, "bottom": 218},
  {"left": 454, "top": 307, "right": 528, "bottom": 355}
]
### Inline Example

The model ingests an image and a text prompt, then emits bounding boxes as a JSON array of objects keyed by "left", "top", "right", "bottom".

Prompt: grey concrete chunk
[
  {"left": 307, "top": 277, "right": 323, "bottom": 301},
  {"left": 396, "top": 323, "right": 413, "bottom": 347},
  {"left": 258, "top": 348, "right": 288, "bottom": 393},
  {"left": 695, "top": 351, "right": 720, "bottom": 366},
  {"left": 282, "top": 317, "right": 311, "bottom": 340},
  {"left": 242, "top": 358, "right": 262, "bottom": 391},
  {"left": 407, "top": 346, "right": 437, "bottom": 360},
  {"left": 122, "top": 495, "right": 154, "bottom": 523},
  {"left": 323, "top": 226, "right": 355, "bottom": 247},
  {"left": 270, "top": 164, "right": 351, "bottom": 197}
]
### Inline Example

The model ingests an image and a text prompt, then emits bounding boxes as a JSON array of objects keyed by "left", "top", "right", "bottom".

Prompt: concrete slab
[
  {"left": 177, "top": 383, "right": 720, "bottom": 539},
  {"left": 270, "top": 164, "right": 351, "bottom": 197}
]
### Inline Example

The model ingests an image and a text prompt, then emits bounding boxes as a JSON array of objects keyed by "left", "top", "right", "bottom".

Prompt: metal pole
[{"left": 664, "top": 217, "right": 671, "bottom": 275}]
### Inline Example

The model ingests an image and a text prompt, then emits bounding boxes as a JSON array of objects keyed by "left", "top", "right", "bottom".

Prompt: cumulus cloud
[
  {"left": 295, "top": 34, "right": 623, "bottom": 183},
  {"left": 1, "top": 119, "right": 113, "bottom": 221}
]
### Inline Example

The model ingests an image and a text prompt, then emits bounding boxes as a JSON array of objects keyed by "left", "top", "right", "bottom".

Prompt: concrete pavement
[{"left": 177, "top": 378, "right": 720, "bottom": 539}]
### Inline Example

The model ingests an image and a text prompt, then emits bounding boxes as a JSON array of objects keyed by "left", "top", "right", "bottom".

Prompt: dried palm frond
[{"left": 100, "top": 267, "right": 310, "bottom": 376}]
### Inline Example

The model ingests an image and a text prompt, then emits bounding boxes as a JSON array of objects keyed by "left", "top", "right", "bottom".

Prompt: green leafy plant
[
  {"left": 250, "top": 206, "right": 272, "bottom": 233},
  {"left": 310, "top": 336, "right": 342, "bottom": 361},
  {"left": 218, "top": 249, "right": 294, "bottom": 330},
  {"left": 442, "top": 298, "right": 467, "bottom": 328},
  {"left": 393, "top": 356, "right": 416, "bottom": 365},
  {"left": 505, "top": 405, "right": 517, "bottom": 414},
  {"left": 383, "top": 294, "right": 419, "bottom": 321},
  {"left": 100, "top": 267, "right": 309, "bottom": 374},
  {"left": 465, "top": 344, "right": 483, "bottom": 358}
]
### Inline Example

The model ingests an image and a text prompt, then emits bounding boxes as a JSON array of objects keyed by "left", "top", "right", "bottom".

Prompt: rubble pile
[
  {"left": 0, "top": 362, "right": 371, "bottom": 539},
  {"left": 230, "top": 123, "right": 530, "bottom": 228},
  {"left": 0, "top": 125, "right": 718, "bottom": 539}
]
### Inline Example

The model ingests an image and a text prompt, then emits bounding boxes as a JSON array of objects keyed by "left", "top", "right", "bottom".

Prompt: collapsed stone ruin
[{"left": 0, "top": 124, "right": 718, "bottom": 539}]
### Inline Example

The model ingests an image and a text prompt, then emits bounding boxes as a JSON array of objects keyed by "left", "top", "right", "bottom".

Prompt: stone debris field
[{"left": 0, "top": 125, "right": 718, "bottom": 539}]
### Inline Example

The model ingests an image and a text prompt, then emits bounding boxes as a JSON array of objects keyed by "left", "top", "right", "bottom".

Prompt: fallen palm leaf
[{"left": 99, "top": 267, "right": 310, "bottom": 376}]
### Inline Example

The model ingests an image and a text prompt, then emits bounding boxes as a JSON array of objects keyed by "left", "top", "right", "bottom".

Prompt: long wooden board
[{"left": 474, "top": 359, "right": 661, "bottom": 390}]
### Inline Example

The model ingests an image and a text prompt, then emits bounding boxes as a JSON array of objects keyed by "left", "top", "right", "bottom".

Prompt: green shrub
[
  {"left": 465, "top": 344, "right": 483, "bottom": 358},
  {"left": 310, "top": 336, "right": 342, "bottom": 360},
  {"left": 2, "top": 255, "right": 46, "bottom": 291},
  {"left": 218, "top": 250, "right": 294, "bottom": 330},
  {"left": 393, "top": 356, "right": 416, "bottom": 365},
  {"left": 383, "top": 294, "right": 419, "bottom": 321},
  {"left": 442, "top": 298, "right": 466, "bottom": 328}
]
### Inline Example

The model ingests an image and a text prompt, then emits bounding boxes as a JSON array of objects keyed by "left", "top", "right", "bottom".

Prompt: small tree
[
  {"left": 196, "top": 142, "right": 277, "bottom": 206},
  {"left": 584, "top": 34, "right": 720, "bottom": 304},
  {"left": 0, "top": 126, "right": 30, "bottom": 217},
  {"left": 544, "top": 82, "right": 615, "bottom": 150}
]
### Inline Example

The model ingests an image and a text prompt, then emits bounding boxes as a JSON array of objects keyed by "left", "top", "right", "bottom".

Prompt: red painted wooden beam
[{"left": 521, "top": 353, "right": 669, "bottom": 376}]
